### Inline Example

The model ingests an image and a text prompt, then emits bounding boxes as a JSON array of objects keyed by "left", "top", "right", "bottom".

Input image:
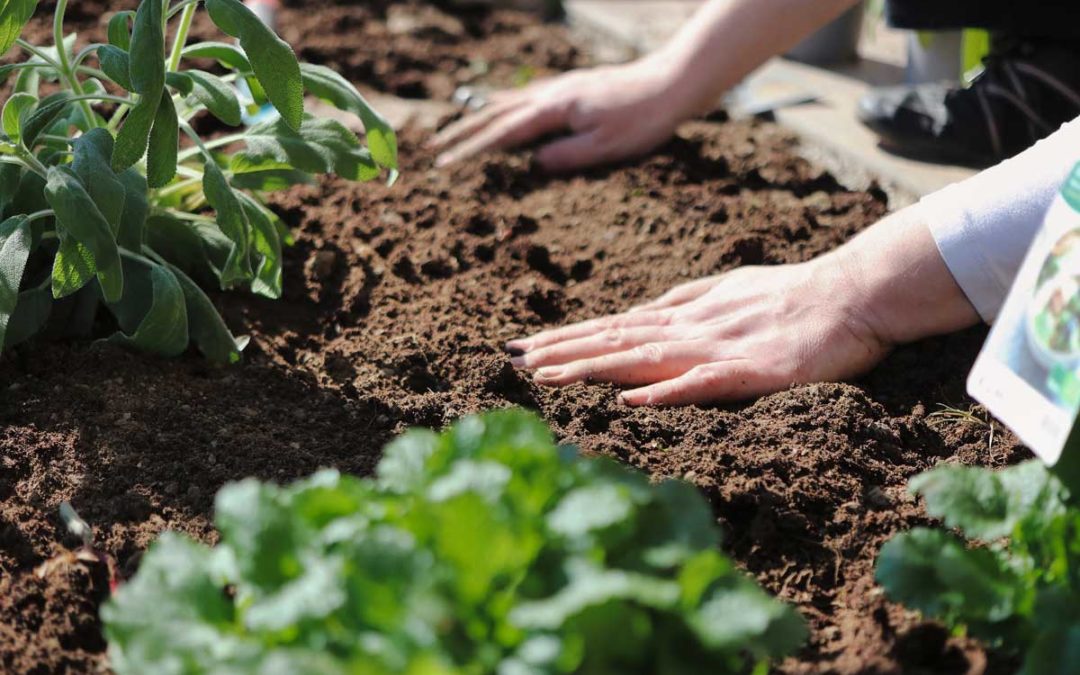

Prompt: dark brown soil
[{"left": 1, "top": 3, "right": 1026, "bottom": 674}]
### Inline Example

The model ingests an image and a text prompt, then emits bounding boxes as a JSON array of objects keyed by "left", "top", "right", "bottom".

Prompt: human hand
[
  {"left": 505, "top": 260, "right": 893, "bottom": 406},
  {"left": 429, "top": 58, "right": 687, "bottom": 171}
]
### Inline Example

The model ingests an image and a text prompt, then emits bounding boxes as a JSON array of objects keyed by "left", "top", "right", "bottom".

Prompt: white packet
[{"left": 968, "top": 162, "right": 1080, "bottom": 465}]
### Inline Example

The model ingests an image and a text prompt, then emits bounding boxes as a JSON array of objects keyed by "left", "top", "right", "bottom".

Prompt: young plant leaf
[
  {"left": 146, "top": 92, "right": 178, "bottom": 188},
  {"left": 231, "top": 115, "right": 379, "bottom": 182},
  {"left": 126, "top": 0, "right": 164, "bottom": 96},
  {"left": 168, "top": 262, "right": 245, "bottom": 364},
  {"left": 0, "top": 215, "right": 32, "bottom": 347},
  {"left": 51, "top": 234, "right": 96, "bottom": 298},
  {"left": 4, "top": 285, "right": 50, "bottom": 347},
  {"left": 300, "top": 63, "right": 397, "bottom": 171},
  {"left": 97, "top": 44, "right": 133, "bottom": 91},
  {"left": 108, "top": 258, "right": 188, "bottom": 357},
  {"left": 116, "top": 169, "right": 148, "bottom": 250},
  {"left": 181, "top": 41, "right": 252, "bottom": 72},
  {"left": 0, "top": 0, "right": 39, "bottom": 56},
  {"left": 183, "top": 70, "right": 242, "bottom": 126},
  {"left": 229, "top": 168, "right": 313, "bottom": 192},
  {"left": 20, "top": 91, "right": 72, "bottom": 148},
  {"left": 202, "top": 160, "right": 252, "bottom": 286},
  {"left": 204, "top": 0, "right": 303, "bottom": 129},
  {"left": 44, "top": 166, "right": 123, "bottom": 303},
  {"left": 0, "top": 163, "right": 19, "bottom": 214},
  {"left": 237, "top": 192, "right": 281, "bottom": 298},
  {"left": 72, "top": 128, "right": 126, "bottom": 231},
  {"left": 113, "top": 0, "right": 165, "bottom": 171},
  {"left": 1, "top": 92, "right": 34, "bottom": 142},
  {"left": 107, "top": 10, "right": 133, "bottom": 50}
]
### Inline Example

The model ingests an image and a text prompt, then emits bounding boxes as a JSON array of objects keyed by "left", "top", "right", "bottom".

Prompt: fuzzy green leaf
[
  {"left": 2, "top": 92, "right": 34, "bottom": 142},
  {"left": 0, "top": 215, "right": 32, "bottom": 347},
  {"left": 180, "top": 41, "right": 251, "bottom": 72},
  {"left": 97, "top": 44, "right": 133, "bottom": 91},
  {"left": 116, "top": 169, "right": 148, "bottom": 251},
  {"left": 0, "top": 0, "right": 38, "bottom": 56},
  {"left": 202, "top": 160, "right": 251, "bottom": 286},
  {"left": 300, "top": 63, "right": 397, "bottom": 171},
  {"left": 72, "top": 128, "right": 126, "bottom": 230},
  {"left": 112, "top": 92, "right": 159, "bottom": 172},
  {"left": 204, "top": 0, "right": 303, "bottom": 129},
  {"left": 107, "top": 10, "right": 133, "bottom": 50},
  {"left": 237, "top": 193, "right": 281, "bottom": 298},
  {"left": 228, "top": 168, "right": 313, "bottom": 192},
  {"left": 184, "top": 70, "right": 242, "bottom": 126},
  {"left": 146, "top": 92, "right": 178, "bottom": 188},
  {"left": 169, "top": 263, "right": 245, "bottom": 364},
  {"left": 3, "top": 285, "right": 50, "bottom": 347},
  {"left": 231, "top": 115, "right": 379, "bottom": 182},
  {"left": 108, "top": 260, "right": 188, "bottom": 357},
  {"left": 44, "top": 166, "right": 123, "bottom": 303},
  {"left": 51, "top": 234, "right": 96, "bottom": 299},
  {"left": 126, "top": 0, "right": 164, "bottom": 96},
  {"left": 20, "top": 91, "right": 72, "bottom": 148}
]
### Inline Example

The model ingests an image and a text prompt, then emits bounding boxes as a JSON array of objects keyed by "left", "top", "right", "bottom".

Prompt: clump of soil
[{"left": 1, "top": 117, "right": 1024, "bottom": 673}]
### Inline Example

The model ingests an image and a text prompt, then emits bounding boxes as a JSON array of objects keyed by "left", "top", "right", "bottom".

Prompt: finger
[
  {"left": 435, "top": 103, "right": 569, "bottom": 167},
  {"left": 619, "top": 359, "right": 767, "bottom": 406},
  {"left": 506, "top": 309, "right": 674, "bottom": 354},
  {"left": 512, "top": 326, "right": 675, "bottom": 369},
  {"left": 533, "top": 340, "right": 712, "bottom": 387},
  {"left": 628, "top": 276, "right": 721, "bottom": 313},
  {"left": 535, "top": 129, "right": 608, "bottom": 172},
  {"left": 427, "top": 98, "right": 523, "bottom": 151}
]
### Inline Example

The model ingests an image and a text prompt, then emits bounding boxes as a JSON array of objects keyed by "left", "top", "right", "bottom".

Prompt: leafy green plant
[
  {"left": 102, "top": 409, "right": 806, "bottom": 674},
  {"left": 0, "top": 0, "right": 396, "bottom": 362},
  {"left": 876, "top": 460, "right": 1080, "bottom": 674}
]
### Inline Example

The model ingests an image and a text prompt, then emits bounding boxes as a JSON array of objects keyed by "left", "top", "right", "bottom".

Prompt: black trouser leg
[{"left": 886, "top": 0, "right": 1080, "bottom": 39}]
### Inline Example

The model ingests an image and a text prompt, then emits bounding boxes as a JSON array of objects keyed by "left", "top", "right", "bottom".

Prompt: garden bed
[{"left": 1, "top": 2, "right": 1024, "bottom": 673}]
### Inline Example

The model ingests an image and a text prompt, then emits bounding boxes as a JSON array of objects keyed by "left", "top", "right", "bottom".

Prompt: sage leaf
[
  {"left": 72, "top": 128, "right": 126, "bottom": 231},
  {"left": 1, "top": 92, "right": 34, "bottom": 142},
  {"left": 116, "top": 169, "right": 148, "bottom": 250},
  {"left": 108, "top": 258, "right": 188, "bottom": 357},
  {"left": 180, "top": 41, "right": 251, "bottom": 72},
  {"left": 300, "top": 63, "right": 397, "bottom": 171},
  {"left": 51, "top": 234, "right": 95, "bottom": 299},
  {"left": 237, "top": 193, "right": 281, "bottom": 298},
  {"left": 20, "top": 91, "right": 72, "bottom": 148},
  {"left": 205, "top": 0, "right": 302, "bottom": 129},
  {"left": 0, "top": 215, "right": 32, "bottom": 346},
  {"left": 4, "top": 285, "right": 49, "bottom": 347},
  {"left": 231, "top": 115, "right": 379, "bottom": 182},
  {"left": 0, "top": 0, "right": 38, "bottom": 56},
  {"left": 184, "top": 69, "right": 242, "bottom": 126},
  {"left": 202, "top": 160, "right": 251, "bottom": 286},
  {"left": 146, "top": 91, "right": 178, "bottom": 188},
  {"left": 169, "top": 262, "right": 245, "bottom": 364},
  {"left": 97, "top": 44, "right": 133, "bottom": 91},
  {"left": 44, "top": 166, "right": 123, "bottom": 303},
  {"left": 107, "top": 10, "right": 133, "bottom": 50}
]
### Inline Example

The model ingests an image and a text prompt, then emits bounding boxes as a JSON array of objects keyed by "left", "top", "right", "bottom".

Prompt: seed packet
[{"left": 968, "top": 162, "right": 1080, "bottom": 466}]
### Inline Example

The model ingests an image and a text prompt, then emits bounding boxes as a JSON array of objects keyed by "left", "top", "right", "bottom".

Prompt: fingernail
[
  {"left": 535, "top": 367, "right": 563, "bottom": 381},
  {"left": 509, "top": 356, "right": 527, "bottom": 368},
  {"left": 434, "top": 154, "right": 451, "bottom": 168},
  {"left": 503, "top": 339, "right": 529, "bottom": 356}
]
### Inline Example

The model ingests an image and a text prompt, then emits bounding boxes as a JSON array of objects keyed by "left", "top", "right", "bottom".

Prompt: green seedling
[
  {"left": 103, "top": 410, "right": 806, "bottom": 675},
  {"left": 877, "top": 460, "right": 1080, "bottom": 674},
  {"left": 0, "top": 0, "right": 397, "bottom": 362}
]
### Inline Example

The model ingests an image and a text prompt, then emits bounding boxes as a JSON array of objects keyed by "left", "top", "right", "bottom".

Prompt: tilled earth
[{"left": 1, "top": 2, "right": 1024, "bottom": 674}]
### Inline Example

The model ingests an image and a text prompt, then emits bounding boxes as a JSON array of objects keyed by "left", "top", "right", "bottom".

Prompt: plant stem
[
  {"left": 168, "top": 2, "right": 198, "bottom": 72},
  {"left": 14, "top": 39, "right": 60, "bottom": 67},
  {"left": 51, "top": 0, "right": 98, "bottom": 129},
  {"left": 178, "top": 120, "right": 216, "bottom": 163},
  {"left": 166, "top": 0, "right": 202, "bottom": 21},
  {"left": 26, "top": 209, "right": 55, "bottom": 223},
  {"left": 176, "top": 132, "right": 246, "bottom": 162},
  {"left": 153, "top": 175, "right": 202, "bottom": 200}
]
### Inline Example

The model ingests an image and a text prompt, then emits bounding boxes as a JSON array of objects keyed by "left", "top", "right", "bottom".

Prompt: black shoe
[{"left": 858, "top": 38, "right": 1080, "bottom": 167}]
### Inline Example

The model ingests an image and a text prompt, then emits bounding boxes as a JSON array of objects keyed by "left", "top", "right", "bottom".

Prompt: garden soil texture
[{"left": 1, "top": 2, "right": 1027, "bottom": 673}]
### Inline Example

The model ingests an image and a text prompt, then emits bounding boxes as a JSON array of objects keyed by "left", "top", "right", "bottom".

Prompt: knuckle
[
  {"left": 689, "top": 363, "right": 727, "bottom": 388},
  {"left": 633, "top": 343, "right": 666, "bottom": 364},
  {"left": 601, "top": 328, "right": 625, "bottom": 347}
]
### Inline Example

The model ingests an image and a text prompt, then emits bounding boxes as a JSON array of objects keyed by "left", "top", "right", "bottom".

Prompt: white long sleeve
[{"left": 922, "top": 117, "right": 1080, "bottom": 323}]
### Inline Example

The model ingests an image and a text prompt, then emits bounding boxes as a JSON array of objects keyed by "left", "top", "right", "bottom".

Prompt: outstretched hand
[
  {"left": 429, "top": 60, "right": 686, "bottom": 172},
  {"left": 506, "top": 261, "right": 893, "bottom": 406}
]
